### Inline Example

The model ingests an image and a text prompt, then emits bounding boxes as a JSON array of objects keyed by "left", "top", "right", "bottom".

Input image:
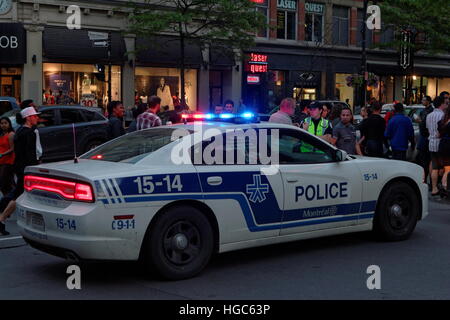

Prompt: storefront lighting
[{"left": 413, "top": 75, "right": 417, "bottom": 80}]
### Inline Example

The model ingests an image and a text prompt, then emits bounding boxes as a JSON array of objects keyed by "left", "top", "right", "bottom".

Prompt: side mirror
[{"left": 334, "top": 149, "right": 348, "bottom": 162}]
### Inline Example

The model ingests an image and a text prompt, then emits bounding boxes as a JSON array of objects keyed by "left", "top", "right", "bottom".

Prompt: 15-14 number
[{"left": 134, "top": 175, "right": 183, "bottom": 194}]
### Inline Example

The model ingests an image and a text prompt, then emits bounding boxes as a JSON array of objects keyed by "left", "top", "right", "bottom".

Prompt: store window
[
  {"left": 255, "top": 0, "right": 269, "bottom": 38},
  {"left": 332, "top": 6, "right": 349, "bottom": 46},
  {"left": 277, "top": 0, "right": 297, "bottom": 40},
  {"left": 43, "top": 63, "right": 121, "bottom": 109},
  {"left": 0, "top": 67, "right": 21, "bottom": 102},
  {"left": 135, "top": 67, "right": 198, "bottom": 111},
  {"left": 305, "top": 2, "right": 324, "bottom": 43},
  {"left": 335, "top": 73, "right": 354, "bottom": 108}
]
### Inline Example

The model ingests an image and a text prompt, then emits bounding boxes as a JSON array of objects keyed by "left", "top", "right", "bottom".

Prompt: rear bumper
[{"left": 16, "top": 193, "right": 143, "bottom": 261}]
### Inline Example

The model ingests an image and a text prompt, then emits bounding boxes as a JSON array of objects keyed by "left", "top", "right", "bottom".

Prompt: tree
[
  {"left": 127, "top": 0, "right": 267, "bottom": 109},
  {"left": 378, "top": 0, "right": 450, "bottom": 54}
]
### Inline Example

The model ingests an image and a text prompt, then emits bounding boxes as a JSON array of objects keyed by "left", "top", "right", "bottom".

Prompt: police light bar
[{"left": 181, "top": 112, "right": 258, "bottom": 123}]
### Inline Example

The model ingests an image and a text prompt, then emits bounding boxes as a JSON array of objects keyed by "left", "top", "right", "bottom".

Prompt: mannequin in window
[{"left": 157, "top": 77, "right": 174, "bottom": 110}]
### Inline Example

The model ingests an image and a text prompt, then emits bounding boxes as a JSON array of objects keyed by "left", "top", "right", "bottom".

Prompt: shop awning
[
  {"left": 368, "top": 61, "right": 450, "bottom": 77},
  {"left": 209, "top": 46, "right": 235, "bottom": 69},
  {"left": 136, "top": 36, "right": 203, "bottom": 67},
  {"left": 43, "top": 27, "right": 126, "bottom": 64}
]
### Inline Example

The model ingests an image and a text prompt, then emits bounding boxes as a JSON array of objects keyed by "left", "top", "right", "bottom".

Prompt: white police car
[{"left": 16, "top": 113, "right": 429, "bottom": 280}]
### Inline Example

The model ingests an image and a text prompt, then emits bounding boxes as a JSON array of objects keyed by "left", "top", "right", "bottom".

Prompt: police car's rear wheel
[
  {"left": 373, "top": 182, "right": 419, "bottom": 241},
  {"left": 146, "top": 206, "right": 214, "bottom": 280}
]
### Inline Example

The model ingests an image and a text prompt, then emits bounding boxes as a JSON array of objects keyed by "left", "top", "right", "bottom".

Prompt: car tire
[
  {"left": 144, "top": 206, "right": 214, "bottom": 280},
  {"left": 83, "top": 140, "right": 103, "bottom": 153},
  {"left": 373, "top": 181, "right": 419, "bottom": 241}
]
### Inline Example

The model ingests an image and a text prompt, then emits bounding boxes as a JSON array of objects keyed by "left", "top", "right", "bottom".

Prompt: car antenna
[{"left": 73, "top": 123, "right": 78, "bottom": 163}]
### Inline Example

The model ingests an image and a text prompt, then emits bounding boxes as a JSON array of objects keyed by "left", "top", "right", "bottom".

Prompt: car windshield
[{"left": 81, "top": 128, "right": 192, "bottom": 164}]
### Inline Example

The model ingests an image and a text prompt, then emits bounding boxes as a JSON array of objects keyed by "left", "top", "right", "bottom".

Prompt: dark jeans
[
  {"left": 0, "top": 164, "right": 15, "bottom": 195},
  {"left": 366, "top": 140, "right": 384, "bottom": 158},
  {"left": 392, "top": 150, "right": 407, "bottom": 161}
]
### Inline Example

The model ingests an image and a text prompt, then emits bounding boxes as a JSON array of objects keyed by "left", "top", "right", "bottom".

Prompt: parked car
[
  {"left": 36, "top": 105, "right": 109, "bottom": 162},
  {"left": 0, "top": 97, "right": 20, "bottom": 128}
]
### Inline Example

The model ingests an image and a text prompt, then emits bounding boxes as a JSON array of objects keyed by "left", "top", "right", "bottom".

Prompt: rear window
[
  {"left": 81, "top": 128, "right": 192, "bottom": 164},
  {"left": 0, "top": 101, "right": 13, "bottom": 116}
]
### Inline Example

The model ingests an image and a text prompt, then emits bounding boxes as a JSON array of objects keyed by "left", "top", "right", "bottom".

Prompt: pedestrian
[
  {"left": 137, "top": 96, "right": 162, "bottom": 130},
  {"left": 0, "top": 117, "right": 15, "bottom": 195},
  {"left": 321, "top": 104, "right": 331, "bottom": 120},
  {"left": 331, "top": 108, "right": 362, "bottom": 155},
  {"left": 301, "top": 101, "right": 333, "bottom": 143},
  {"left": 438, "top": 106, "right": 450, "bottom": 193},
  {"left": 328, "top": 104, "right": 343, "bottom": 128},
  {"left": 269, "top": 98, "right": 295, "bottom": 126},
  {"left": 214, "top": 104, "right": 223, "bottom": 114},
  {"left": 127, "top": 103, "right": 147, "bottom": 133},
  {"left": 415, "top": 96, "right": 434, "bottom": 184},
  {"left": 13, "top": 107, "right": 41, "bottom": 201},
  {"left": 358, "top": 101, "right": 387, "bottom": 158},
  {"left": 384, "top": 103, "right": 415, "bottom": 161},
  {"left": 223, "top": 100, "right": 235, "bottom": 114},
  {"left": 107, "top": 101, "right": 125, "bottom": 140},
  {"left": 360, "top": 106, "right": 369, "bottom": 120},
  {"left": 426, "top": 95, "right": 448, "bottom": 196},
  {"left": 0, "top": 188, "right": 16, "bottom": 235}
]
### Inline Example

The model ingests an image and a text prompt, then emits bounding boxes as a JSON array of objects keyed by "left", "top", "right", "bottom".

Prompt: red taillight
[
  {"left": 24, "top": 175, "right": 94, "bottom": 202},
  {"left": 181, "top": 114, "right": 189, "bottom": 119}
]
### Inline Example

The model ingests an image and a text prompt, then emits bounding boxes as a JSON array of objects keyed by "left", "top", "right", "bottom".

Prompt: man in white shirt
[{"left": 426, "top": 95, "right": 448, "bottom": 195}]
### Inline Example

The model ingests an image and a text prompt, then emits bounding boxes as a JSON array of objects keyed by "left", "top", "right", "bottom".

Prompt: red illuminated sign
[
  {"left": 250, "top": 64, "right": 268, "bottom": 73},
  {"left": 249, "top": 53, "right": 268, "bottom": 63},
  {"left": 247, "top": 52, "right": 269, "bottom": 74},
  {"left": 250, "top": 0, "right": 265, "bottom": 3},
  {"left": 247, "top": 75, "right": 261, "bottom": 84}
]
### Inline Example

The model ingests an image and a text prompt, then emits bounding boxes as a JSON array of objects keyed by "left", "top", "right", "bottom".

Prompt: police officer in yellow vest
[{"left": 300, "top": 102, "right": 334, "bottom": 151}]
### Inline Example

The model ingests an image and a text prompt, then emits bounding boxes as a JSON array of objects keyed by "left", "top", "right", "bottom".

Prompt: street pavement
[{"left": 0, "top": 198, "right": 449, "bottom": 300}]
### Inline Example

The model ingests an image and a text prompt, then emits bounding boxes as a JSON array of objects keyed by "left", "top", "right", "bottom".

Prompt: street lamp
[{"left": 361, "top": 0, "right": 369, "bottom": 108}]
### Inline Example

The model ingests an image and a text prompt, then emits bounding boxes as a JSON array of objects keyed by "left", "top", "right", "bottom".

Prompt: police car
[{"left": 16, "top": 112, "right": 429, "bottom": 280}]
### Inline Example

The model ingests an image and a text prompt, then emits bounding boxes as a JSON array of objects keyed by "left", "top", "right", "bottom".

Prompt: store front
[
  {"left": 135, "top": 36, "right": 202, "bottom": 111},
  {"left": 135, "top": 67, "right": 198, "bottom": 110},
  {"left": 42, "top": 63, "right": 121, "bottom": 108},
  {"left": 0, "top": 23, "right": 26, "bottom": 102},
  {"left": 42, "top": 27, "right": 126, "bottom": 109}
]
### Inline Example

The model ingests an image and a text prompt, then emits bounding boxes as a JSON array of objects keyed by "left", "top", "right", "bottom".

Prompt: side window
[
  {"left": 193, "top": 132, "right": 253, "bottom": 165},
  {"left": 81, "top": 110, "right": 105, "bottom": 122},
  {"left": 60, "top": 109, "right": 84, "bottom": 124},
  {"left": 0, "top": 101, "right": 12, "bottom": 116},
  {"left": 274, "top": 129, "right": 335, "bottom": 164},
  {"left": 37, "top": 109, "right": 56, "bottom": 128}
]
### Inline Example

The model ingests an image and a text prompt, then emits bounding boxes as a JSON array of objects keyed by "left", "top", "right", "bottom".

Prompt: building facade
[{"left": 0, "top": 0, "right": 449, "bottom": 113}]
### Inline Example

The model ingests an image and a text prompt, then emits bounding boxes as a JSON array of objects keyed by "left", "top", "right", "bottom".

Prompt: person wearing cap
[
  {"left": 13, "top": 107, "right": 41, "bottom": 199},
  {"left": 301, "top": 102, "right": 333, "bottom": 144}
]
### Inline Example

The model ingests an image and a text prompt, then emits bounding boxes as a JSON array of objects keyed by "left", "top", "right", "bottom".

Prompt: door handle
[
  {"left": 207, "top": 176, "right": 223, "bottom": 186},
  {"left": 286, "top": 177, "right": 298, "bottom": 183}
]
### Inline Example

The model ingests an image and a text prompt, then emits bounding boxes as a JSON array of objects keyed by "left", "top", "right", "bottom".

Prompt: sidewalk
[{"left": 0, "top": 212, "right": 26, "bottom": 249}]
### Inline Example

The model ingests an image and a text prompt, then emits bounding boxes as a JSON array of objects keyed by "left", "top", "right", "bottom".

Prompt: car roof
[
  {"left": 39, "top": 105, "right": 103, "bottom": 112},
  {"left": 169, "top": 121, "right": 298, "bottom": 132}
]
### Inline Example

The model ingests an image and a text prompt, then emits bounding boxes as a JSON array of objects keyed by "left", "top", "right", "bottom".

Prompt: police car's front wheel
[
  {"left": 373, "top": 181, "right": 419, "bottom": 241},
  {"left": 145, "top": 206, "right": 214, "bottom": 280}
]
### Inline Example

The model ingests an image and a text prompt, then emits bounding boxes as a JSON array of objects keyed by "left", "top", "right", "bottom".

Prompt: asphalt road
[{"left": 1, "top": 198, "right": 449, "bottom": 300}]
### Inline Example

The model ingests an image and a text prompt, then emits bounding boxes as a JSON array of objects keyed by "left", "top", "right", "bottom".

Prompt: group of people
[
  {"left": 0, "top": 99, "right": 43, "bottom": 235},
  {"left": 269, "top": 98, "right": 362, "bottom": 156},
  {"left": 269, "top": 92, "right": 450, "bottom": 196}
]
